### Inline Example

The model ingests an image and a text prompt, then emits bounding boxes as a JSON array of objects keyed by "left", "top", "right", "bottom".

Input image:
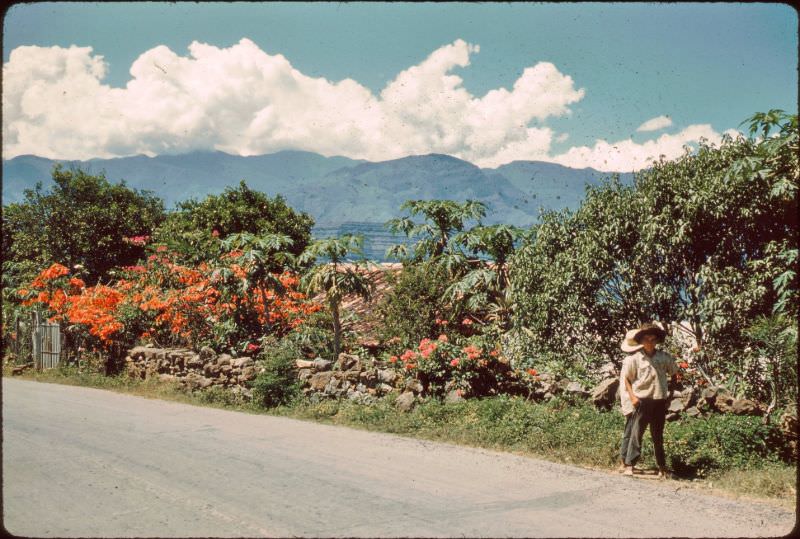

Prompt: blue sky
[{"left": 3, "top": 2, "right": 797, "bottom": 171}]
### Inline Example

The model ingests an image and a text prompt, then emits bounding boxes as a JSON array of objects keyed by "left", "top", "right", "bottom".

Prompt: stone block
[
  {"left": 668, "top": 398, "right": 685, "bottom": 413},
  {"left": 182, "top": 373, "right": 201, "bottom": 390},
  {"left": 405, "top": 379, "right": 424, "bottom": 394},
  {"left": 130, "top": 346, "right": 162, "bottom": 360},
  {"left": 396, "top": 391, "right": 416, "bottom": 412},
  {"left": 337, "top": 353, "right": 360, "bottom": 371},
  {"left": 701, "top": 387, "right": 718, "bottom": 403},
  {"left": 377, "top": 383, "right": 394, "bottom": 395},
  {"left": 685, "top": 406, "right": 702, "bottom": 418},
  {"left": 779, "top": 407, "right": 797, "bottom": 449},
  {"left": 565, "top": 381, "right": 589, "bottom": 398},
  {"left": 185, "top": 354, "right": 203, "bottom": 369},
  {"left": 199, "top": 346, "right": 216, "bottom": 362},
  {"left": 377, "top": 369, "right": 397, "bottom": 384},
  {"left": 309, "top": 371, "right": 334, "bottom": 391},
  {"left": 714, "top": 394, "right": 736, "bottom": 414},
  {"left": 731, "top": 399, "right": 761, "bottom": 416},
  {"left": 679, "top": 387, "right": 698, "bottom": 408},
  {"left": 360, "top": 370, "right": 378, "bottom": 384},
  {"left": 343, "top": 369, "right": 361, "bottom": 382},
  {"left": 312, "top": 358, "right": 332, "bottom": 371},
  {"left": 233, "top": 357, "right": 254, "bottom": 369},
  {"left": 240, "top": 366, "right": 256, "bottom": 381},
  {"left": 591, "top": 378, "right": 619, "bottom": 410}
]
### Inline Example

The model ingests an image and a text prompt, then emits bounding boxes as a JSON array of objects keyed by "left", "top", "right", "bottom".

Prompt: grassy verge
[{"left": 4, "top": 367, "right": 795, "bottom": 509}]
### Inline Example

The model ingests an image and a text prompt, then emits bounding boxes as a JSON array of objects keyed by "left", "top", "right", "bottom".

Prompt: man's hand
[{"left": 631, "top": 395, "right": 640, "bottom": 408}]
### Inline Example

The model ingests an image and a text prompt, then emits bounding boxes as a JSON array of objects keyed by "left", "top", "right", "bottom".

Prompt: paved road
[{"left": 2, "top": 378, "right": 795, "bottom": 537}]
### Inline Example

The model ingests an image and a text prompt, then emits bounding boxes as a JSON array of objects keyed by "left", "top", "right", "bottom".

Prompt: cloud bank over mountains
[{"left": 3, "top": 38, "right": 736, "bottom": 172}]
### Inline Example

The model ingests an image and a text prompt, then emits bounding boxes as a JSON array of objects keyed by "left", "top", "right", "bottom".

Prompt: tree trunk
[{"left": 330, "top": 298, "right": 341, "bottom": 362}]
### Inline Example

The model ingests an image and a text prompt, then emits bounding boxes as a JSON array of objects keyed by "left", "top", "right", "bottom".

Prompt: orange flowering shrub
[
  {"left": 66, "top": 285, "right": 125, "bottom": 343},
  {"left": 17, "top": 250, "right": 320, "bottom": 355}
]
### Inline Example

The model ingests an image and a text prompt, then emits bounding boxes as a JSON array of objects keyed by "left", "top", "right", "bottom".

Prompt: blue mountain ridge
[{"left": 2, "top": 150, "right": 633, "bottom": 260}]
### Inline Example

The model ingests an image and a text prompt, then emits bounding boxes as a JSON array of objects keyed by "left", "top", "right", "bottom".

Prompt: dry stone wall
[
  {"left": 295, "top": 352, "right": 422, "bottom": 407},
  {"left": 125, "top": 345, "right": 259, "bottom": 399},
  {"left": 124, "top": 346, "right": 781, "bottom": 431},
  {"left": 585, "top": 361, "right": 765, "bottom": 420}
]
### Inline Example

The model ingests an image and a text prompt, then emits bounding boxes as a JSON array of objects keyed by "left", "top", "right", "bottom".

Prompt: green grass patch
[{"left": 707, "top": 463, "right": 796, "bottom": 504}]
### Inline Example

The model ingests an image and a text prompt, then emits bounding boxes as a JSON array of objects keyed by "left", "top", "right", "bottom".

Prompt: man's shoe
[{"left": 623, "top": 465, "right": 635, "bottom": 476}]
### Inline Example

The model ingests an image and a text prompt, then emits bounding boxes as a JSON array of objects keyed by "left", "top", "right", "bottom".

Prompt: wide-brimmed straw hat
[
  {"left": 620, "top": 322, "right": 666, "bottom": 353},
  {"left": 620, "top": 329, "right": 644, "bottom": 353}
]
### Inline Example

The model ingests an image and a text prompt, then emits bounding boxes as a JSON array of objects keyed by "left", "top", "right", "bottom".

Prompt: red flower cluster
[{"left": 388, "top": 336, "right": 503, "bottom": 397}]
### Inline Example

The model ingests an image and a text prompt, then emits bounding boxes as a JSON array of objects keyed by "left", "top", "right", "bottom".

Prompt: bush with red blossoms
[{"left": 387, "top": 334, "right": 507, "bottom": 398}]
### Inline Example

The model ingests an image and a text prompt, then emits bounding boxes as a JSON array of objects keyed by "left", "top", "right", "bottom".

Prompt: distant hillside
[
  {"left": 1, "top": 150, "right": 362, "bottom": 209},
  {"left": 2, "top": 150, "right": 633, "bottom": 260},
  {"left": 484, "top": 161, "right": 633, "bottom": 212}
]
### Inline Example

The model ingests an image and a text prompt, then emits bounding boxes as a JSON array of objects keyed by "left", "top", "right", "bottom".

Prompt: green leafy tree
[
  {"left": 299, "top": 235, "right": 373, "bottom": 361},
  {"left": 378, "top": 261, "right": 455, "bottom": 348},
  {"left": 509, "top": 207, "right": 612, "bottom": 370},
  {"left": 2, "top": 165, "right": 165, "bottom": 285},
  {"left": 742, "top": 313, "right": 797, "bottom": 413},
  {"left": 153, "top": 180, "right": 314, "bottom": 263},
  {"left": 447, "top": 224, "right": 525, "bottom": 331},
  {"left": 386, "top": 199, "right": 486, "bottom": 261},
  {"left": 509, "top": 111, "right": 798, "bottom": 403}
]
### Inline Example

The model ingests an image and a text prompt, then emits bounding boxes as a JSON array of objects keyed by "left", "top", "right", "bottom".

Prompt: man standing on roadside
[{"left": 618, "top": 322, "right": 678, "bottom": 478}]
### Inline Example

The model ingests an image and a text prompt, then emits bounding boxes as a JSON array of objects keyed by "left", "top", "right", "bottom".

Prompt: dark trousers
[{"left": 619, "top": 398, "right": 668, "bottom": 467}]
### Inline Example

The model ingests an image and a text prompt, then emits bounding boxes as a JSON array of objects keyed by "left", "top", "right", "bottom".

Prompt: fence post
[
  {"left": 15, "top": 316, "right": 20, "bottom": 362},
  {"left": 32, "top": 309, "right": 41, "bottom": 370}
]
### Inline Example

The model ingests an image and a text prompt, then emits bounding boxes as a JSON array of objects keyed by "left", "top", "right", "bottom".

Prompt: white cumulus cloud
[
  {"left": 2, "top": 38, "right": 584, "bottom": 167},
  {"left": 636, "top": 115, "right": 673, "bottom": 132},
  {"left": 2, "top": 39, "right": 738, "bottom": 173},
  {"left": 550, "top": 124, "right": 738, "bottom": 172}
]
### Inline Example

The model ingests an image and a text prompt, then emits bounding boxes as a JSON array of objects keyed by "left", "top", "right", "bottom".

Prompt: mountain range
[{"left": 2, "top": 150, "right": 634, "bottom": 259}]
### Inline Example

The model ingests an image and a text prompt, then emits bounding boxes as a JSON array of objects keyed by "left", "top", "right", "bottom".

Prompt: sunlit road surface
[{"left": 3, "top": 378, "right": 795, "bottom": 537}]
